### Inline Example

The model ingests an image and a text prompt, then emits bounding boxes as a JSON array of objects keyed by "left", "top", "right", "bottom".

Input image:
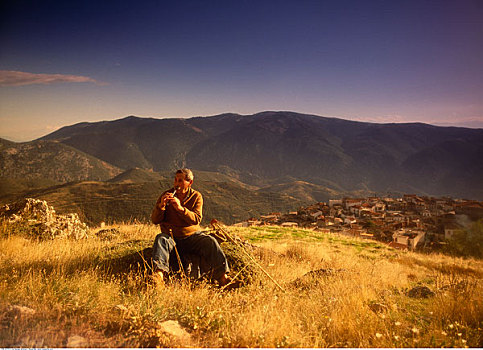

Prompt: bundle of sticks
[{"left": 210, "top": 219, "right": 286, "bottom": 293}]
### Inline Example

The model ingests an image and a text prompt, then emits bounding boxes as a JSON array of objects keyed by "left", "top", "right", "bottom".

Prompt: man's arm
[
  {"left": 180, "top": 193, "right": 203, "bottom": 225},
  {"left": 169, "top": 191, "right": 203, "bottom": 225},
  {"left": 151, "top": 195, "right": 166, "bottom": 224}
]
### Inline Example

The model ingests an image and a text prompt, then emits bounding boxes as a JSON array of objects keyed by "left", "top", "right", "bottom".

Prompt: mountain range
[{"left": 1, "top": 111, "right": 482, "bottom": 224}]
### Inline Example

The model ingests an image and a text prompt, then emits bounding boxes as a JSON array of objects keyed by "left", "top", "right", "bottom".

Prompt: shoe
[
  {"left": 219, "top": 274, "right": 242, "bottom": 291},
  {"left": 223, "top": 279, "right": 242, "bottom": 291},
  {"left": 218, "top": 273, "right": 230, "bottom": 285}
]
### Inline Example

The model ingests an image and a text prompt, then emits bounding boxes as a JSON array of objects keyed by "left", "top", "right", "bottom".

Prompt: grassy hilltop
[{"left": 0, "top": 222, "right": 481, "bottom": 348}]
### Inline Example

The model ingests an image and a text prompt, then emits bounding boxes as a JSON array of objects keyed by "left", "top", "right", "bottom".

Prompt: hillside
[
  {"left": 38, "top": 111, "right": 483, "bottom": 199},
  {"left": 0, "top": 177, "right": 305, "bottom": 225},
  {"left": 259, "top": 180, "right": 345, "bottom": 203},
  {"left": 1, "top": 223, "right": 481, "bottom": 347},
  {"left": 40, "top": 116, "right": 209, "bottom": 171},
  {"left": 108, "top": 168, "right": 164, "bottom": 184},
  {"left": 0, "top": 138, "right": 17, "bottom": 149},
  {"left": 0, "top": 177, "right": 60, "bottom": 197},
  {"left": 0, "top": 139, "right": 122, "bottom": 184}
]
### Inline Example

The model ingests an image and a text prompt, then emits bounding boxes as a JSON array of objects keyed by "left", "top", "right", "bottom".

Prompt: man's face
[{"left": 174, "top": 173, "right": 192, "bottom": 192}]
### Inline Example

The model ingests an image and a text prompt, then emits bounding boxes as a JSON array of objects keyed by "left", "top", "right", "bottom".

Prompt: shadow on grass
[
  {"left": 0, "top": 239, "right": 155, "bottom": 285},
  {"left": 2, "top": 238, "right": 267, "bottom": 289},
  {"left": 99, "top": 246, "right": 154, "bottom": 276}
]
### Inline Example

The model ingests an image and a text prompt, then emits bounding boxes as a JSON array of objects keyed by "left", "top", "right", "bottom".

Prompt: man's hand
[
  {"left": 167, "top": 196, "right": 184, "bottom": 212},
  {"left": 158, "top": 192, "right": 175, "bottom": 210}
]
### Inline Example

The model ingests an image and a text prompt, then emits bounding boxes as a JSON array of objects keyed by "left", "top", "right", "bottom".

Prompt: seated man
[{"left": 151, "top": 168, "right": 232, "bottom": 287}]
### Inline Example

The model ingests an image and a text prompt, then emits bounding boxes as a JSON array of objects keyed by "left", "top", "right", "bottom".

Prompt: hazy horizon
[{"left": 1, "top": 110, "right": 483, "bottom": 143}]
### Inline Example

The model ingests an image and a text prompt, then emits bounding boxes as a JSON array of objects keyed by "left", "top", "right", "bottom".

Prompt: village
[{"left": 235, "top": 195, "right": 483, "bottom": 251}]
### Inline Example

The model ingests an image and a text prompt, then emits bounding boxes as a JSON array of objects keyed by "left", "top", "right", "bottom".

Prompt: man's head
[
  {"left": 176, "top": 168, "right": 194, "bottom": 182},
  {"left": 174, "top": 168, "right": 194, "bottom": 192}
]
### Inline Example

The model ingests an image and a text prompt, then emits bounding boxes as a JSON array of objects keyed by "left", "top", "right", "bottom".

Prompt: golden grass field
[{"left": 1, "top": 222, "right": 482, "bottom": 348}]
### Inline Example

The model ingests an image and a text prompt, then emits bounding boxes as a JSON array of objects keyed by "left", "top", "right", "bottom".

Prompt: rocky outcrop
[
  {"left": 0, "top": 198, "right": 88, "bottom": 239},
  {"left": 407, "top": 285, "right": 435, "bottom": 298},
  {"left": 95, "top": 227, "right": 121, "bottom": 240},
  {"left": 158, "top": 320, "right": 192, "bottom": 347}
]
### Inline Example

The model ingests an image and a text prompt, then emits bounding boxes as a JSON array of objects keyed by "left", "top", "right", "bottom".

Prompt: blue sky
[{"left": 1, "top": 0, "right": 482, "bottom": 141}]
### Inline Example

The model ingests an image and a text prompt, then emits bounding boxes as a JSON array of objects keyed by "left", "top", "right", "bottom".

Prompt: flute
[{"left": 166, "top": 187, "right": 179, "bottom": 207}]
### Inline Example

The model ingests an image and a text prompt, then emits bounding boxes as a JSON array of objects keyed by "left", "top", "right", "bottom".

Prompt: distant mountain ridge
[{"left": 38, "top": 111, "right": 483, "bottom": 199}]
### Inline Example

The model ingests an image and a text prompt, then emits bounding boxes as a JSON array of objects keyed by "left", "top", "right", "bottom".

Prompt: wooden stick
[
  {"left": 211, "top": 220, "right": 286, "bottom": 293},
  {"left": 169, "top": 229, "right": 186, "bottom": 278}
]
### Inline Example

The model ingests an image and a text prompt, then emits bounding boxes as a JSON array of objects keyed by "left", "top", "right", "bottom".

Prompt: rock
[
  {"left": 7, "top": 304, "right": 36, "bottom": 316},
  {"left": 66, "top": 335, "right": 88, "bottom": 347},
  {"left": 368, "top": 302, "right": 389, "bottom": 314},
  {"left": 158, "top": 320, "right": 192, "bottom": 346},
  {"left": 407, "top": 286, "right": 435, "bottom": 298},
  {"left": 0, "top": 198, "right": 88, "bottom": 240},
  {"left": 304, "top": 268, "right": 346, "bottom": 278},
  {"left": 290, "top": 268, "right": 347, "bottom": 289},
  {"left": 95, "top": 228, "right": 121, "bottom": 240}
]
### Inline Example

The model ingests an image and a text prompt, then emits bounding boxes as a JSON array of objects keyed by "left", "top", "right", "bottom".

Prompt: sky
[{"left": 0, "top": 0, "right": 482, "bottom": 141}]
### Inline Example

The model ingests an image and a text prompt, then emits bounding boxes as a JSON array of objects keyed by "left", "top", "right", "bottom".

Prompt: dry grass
[{"left": 1, "top": 223, "right": 482, "bottom": 347}]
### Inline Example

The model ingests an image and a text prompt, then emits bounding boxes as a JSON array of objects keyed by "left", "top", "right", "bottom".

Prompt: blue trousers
[{"left": 152, "top": 231, "right": 229, "bottom": 280}]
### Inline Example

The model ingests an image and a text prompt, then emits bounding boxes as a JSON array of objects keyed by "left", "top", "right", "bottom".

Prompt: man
[{"left": 151, "top": 168, "right": 233, "bottom": 287}]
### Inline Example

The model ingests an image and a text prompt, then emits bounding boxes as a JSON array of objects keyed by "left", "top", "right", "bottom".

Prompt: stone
[
  {"left": 66, "top": 335, "right": 89, "bottom": 347},
  {"left": 368, "top": 302, "right": 389, "bottom": 314},
  {"left": 95, "top": 228, "right": 121, "bottom": 240},
  {"left": 7, "top": 304, "right": 36, "bottom": 316},
  {"left": 407, "top": 286, "right": 435, "bottom": 298},
  {"left": 0, "top": 198, "right": 89, "bottom": 240},
  {"left": 290, "top": 268, "right": 347, "bottom": 289},
  {"left": 158, "top": 320, "right": 192, "bottom": 346}
]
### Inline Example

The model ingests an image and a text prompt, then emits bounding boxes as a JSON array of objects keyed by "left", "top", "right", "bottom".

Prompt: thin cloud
[
  {"left": 346, "top": 115, "right": 412, "bottom": 124},
  {"left": 347, "top": 114, "right": 483, "bottom": 128},
  {"left": 431, "top": 116, "right": 483, "bottom": 129},
  {"left": 0, "top": 70, "right": 107, "bottom": 87}
]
